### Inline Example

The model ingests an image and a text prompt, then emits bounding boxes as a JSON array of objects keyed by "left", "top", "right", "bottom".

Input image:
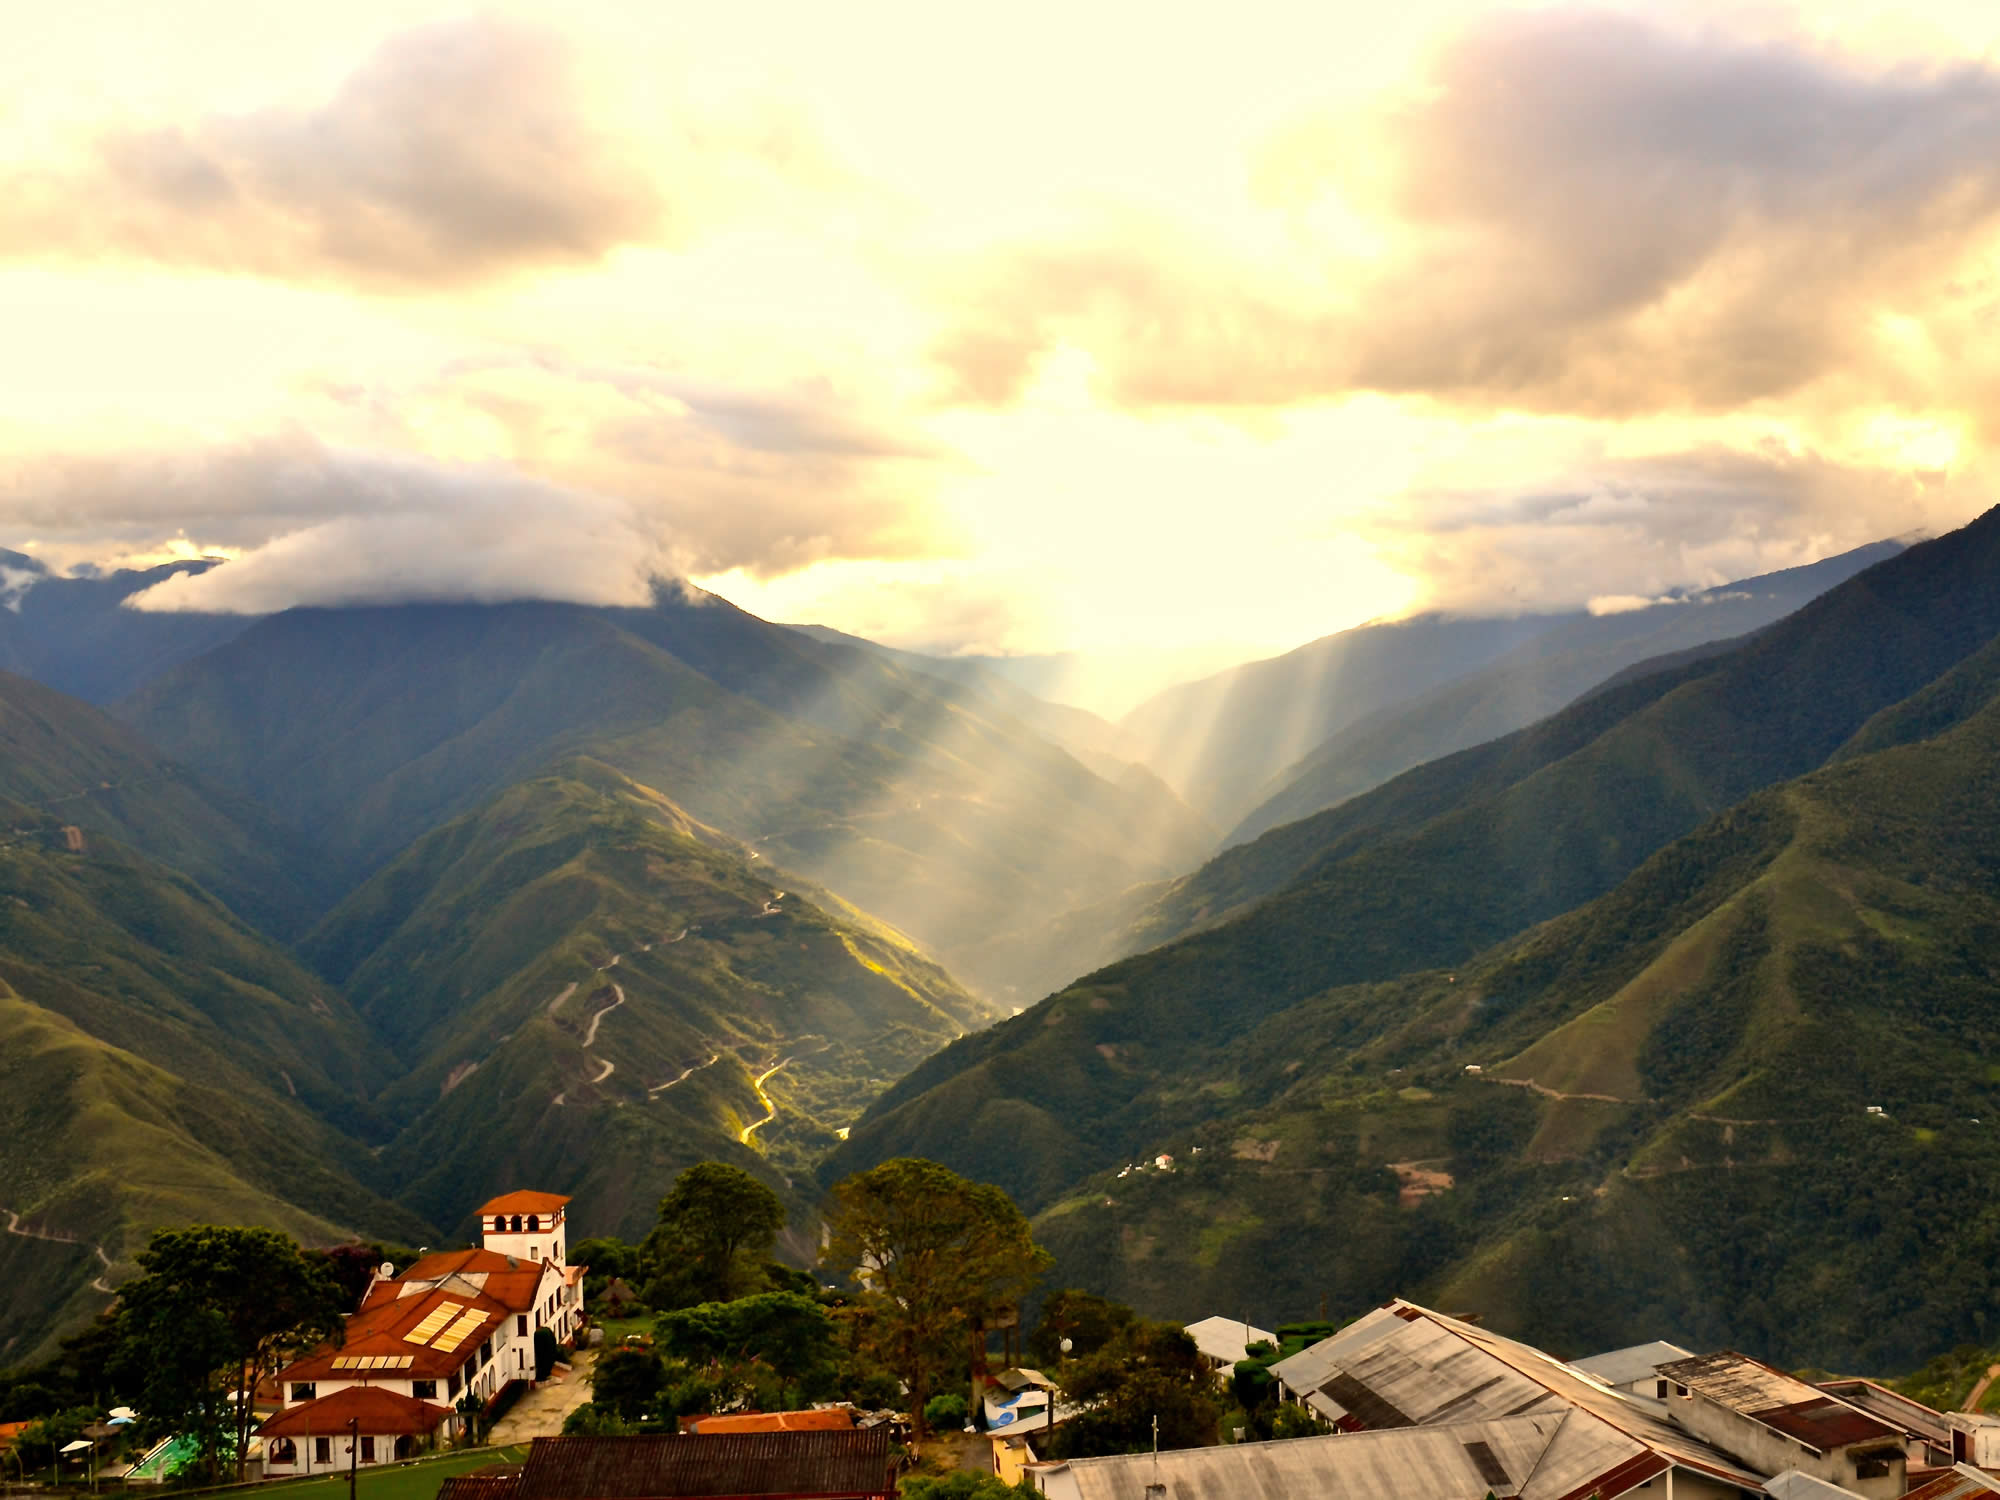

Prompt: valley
[{"left": 4, "top": 520, "right": 2000, "bottom": 1388}]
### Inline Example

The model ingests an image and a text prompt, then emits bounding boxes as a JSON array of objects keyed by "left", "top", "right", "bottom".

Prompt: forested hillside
[{"left": 829, "top": 507, "right": 2000, "bottom": 1366}]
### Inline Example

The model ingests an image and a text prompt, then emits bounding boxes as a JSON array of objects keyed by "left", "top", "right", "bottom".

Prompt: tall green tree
[
  {"left": 641, "top": 1163, "right": 785, "bottom": 1308},
  {"left": 822, "top": 1158, "right": 1049, "bottom": 1435},
  {"left": 656, "top": 1292, "right": 837, "bottom": 1403},
  {"left": 112, "top": 1226, "right": 347, "bottom": 1481}
]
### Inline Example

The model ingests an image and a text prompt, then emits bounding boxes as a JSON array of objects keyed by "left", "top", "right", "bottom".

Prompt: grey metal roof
[
  {"left": 1269, "top": 1302, "right": 1766, "bottom": 1491},
  {"left": 1570, "top": 1341, "right": 1693, "bottom": 1388},
  {"left": 1764, "top": 1471, "right": 1878, "bottom": 1500},
  {"left": 1185, "top": 1316, "right": 1277, "bottom": 1368},
  {"left": 1036, "top": 1413, "right": 1605, "bottom": 1500}
]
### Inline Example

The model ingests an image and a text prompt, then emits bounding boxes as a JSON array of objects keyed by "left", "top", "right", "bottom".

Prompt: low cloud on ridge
[{"left": 24, "top": 442, "right": 676, "bottom": 614}]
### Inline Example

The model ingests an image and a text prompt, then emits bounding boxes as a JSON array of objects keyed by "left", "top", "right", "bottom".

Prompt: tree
[
  {"left": 1042, "top": 1321, "right": 1221, "bottom": 1459},
  {"left": 822, "top": 1158, "right": 1050, "bottom": 1435},
  {"left": 656, "top": 1292, "right": 837, "bottom": 1398},
  {"left": 899, "top": 1475, "right": 1039, "bottom": 1500},
  {"left": 640, "top": 1163, "right": 785, "bottom": 1308},
  {"left": 112, "top": 1226, "right": 348, "bottom": 1482},
  {"left": 1027, "top": 1290, "right": 1136, "bottom": 1366},
  {"left": 590, "top": 1348, "right": 666, "bottom": 1423}
]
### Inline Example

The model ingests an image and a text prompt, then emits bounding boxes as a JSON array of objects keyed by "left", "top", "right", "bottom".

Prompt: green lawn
[{"left": 240, "top": 1446, "right": 530, "bottom": 1500}]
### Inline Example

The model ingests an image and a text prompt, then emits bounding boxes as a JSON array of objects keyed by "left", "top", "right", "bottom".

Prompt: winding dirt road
[
  {"left": 4, "top": 1209, "right": 114, "bottom": 1293},
  {"left": 738, "top": 1058, "right": 792, "bottom": 1144},
  {"left": 650, "top": 1052, "right": 721, "bottom": 1096}
]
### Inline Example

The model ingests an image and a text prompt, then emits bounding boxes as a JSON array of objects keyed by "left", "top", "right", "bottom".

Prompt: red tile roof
[
  {"left": 282, "top": 1284, "right": 510, "bottom": 1383},
  {"left": 683, "top": 1410, "right": 857, "bottom": 1434},
  {"left": 260, "top": 1386, "right": 451, "bottom": 1439},
  {"left": 478, "top": 1191, "right": 572, "bottom": 1217},
  {"left": 0, "top": 1420, "right": 31, "bottom": 1450}
]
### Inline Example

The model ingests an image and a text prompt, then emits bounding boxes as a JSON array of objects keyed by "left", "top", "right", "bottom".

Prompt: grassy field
[{"left": 229, "top": 1446, "right": 530, "bottom": 1500}]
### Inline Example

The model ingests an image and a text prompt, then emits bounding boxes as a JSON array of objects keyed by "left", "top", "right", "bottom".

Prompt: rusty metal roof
[
  {"left": 1656, "top": 1352, "right": 1896, "bottom": 1454},
  {"left": 438, "top": 1473, "right": 526, "bottom": 1500},
  {"left": 510, "top": 1431, "right": 895, "bottom": 1499},
  {"left": 1750, "top": 1396, "right": 1899, "bottom": 1453},
  {"left": 1903, "top": 1467, "right": 2000, "bottom": 1500}
]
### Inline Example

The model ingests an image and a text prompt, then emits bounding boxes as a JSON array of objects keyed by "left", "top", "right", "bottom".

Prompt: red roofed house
[{"left": 259, "top": 1191, "right": 587, "bottom": 1478}]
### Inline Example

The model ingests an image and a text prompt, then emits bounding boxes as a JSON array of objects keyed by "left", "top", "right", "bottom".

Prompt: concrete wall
[{"left": 1669, "top": 1395, "right": 1902, "bottom": 1500}]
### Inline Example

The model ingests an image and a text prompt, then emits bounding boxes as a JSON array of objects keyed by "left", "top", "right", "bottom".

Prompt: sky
[{"left": 3, "top": 0, "right": 1998, "bottom": 702}]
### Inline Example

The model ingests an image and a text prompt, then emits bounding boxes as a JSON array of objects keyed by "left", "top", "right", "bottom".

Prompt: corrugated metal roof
[
  {"left": 1039, "top": 1414, "right": 1578, "bottom": 1500},
  {"left": 1271, "top": 1301, "right": 1767, "bottom": 1491},
  {"left": 1569, "top": 1341, "right": 1692, "bottom": 1388},
  {"left": 1655, "top": 1353, "right": 1820, "bottom": 1415},
  {"left": 1815, "top": 1378, "right": 1953, "bottom": 1445},
  {"left": 1656, "top": 1353, "right": 1895, "bottom": 1454},
  {"left": 1750, "top": 1396, "right": 1897, "bottom": 1452},
  {"left": 1903, "top": 1466, "right": 2000, "bottom": 1500},
  {"left": 510, "top": 1431, "right": 895, "bottom": 1499},
  {"left": 438, "top": 1473, "right": 525, "bottom": 1500},
  {"left": 1185, "top": 1316, "right": 1277, "bottom": 1367},
  {"left": 1762, "top": 1469, "right": 1868, "bottom": 1499}
]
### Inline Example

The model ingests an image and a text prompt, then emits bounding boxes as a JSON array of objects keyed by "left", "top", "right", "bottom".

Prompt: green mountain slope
[
  {"left": 118, "top": 592, "right": 1210, "bottom": 1001},
  {"left": 0, "top": 669, "right": 333, "bottom": 936},
  {"left": 993, "top": 681, "right": 2000, "bottom": 1370},
  {"left": 1228, "top": 541, "right": 1905, "bottom": 846},
  {"left": 306, "top": 760, "right": 995, "bottom": 1238},
  {"left": 829, "top": 507, "right": 2000, "bottom": 1236},
  {"left": 0, "top": 813, "right": 431, "bottom": 1364}
]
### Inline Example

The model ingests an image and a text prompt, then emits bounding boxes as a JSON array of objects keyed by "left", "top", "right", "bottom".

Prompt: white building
[
  {"left": 260, "top": 1191, "right": 586, "bottom": 1478},
  {"left": 1183, "top": 1316, "right": 1277, "bottom": 1385}
]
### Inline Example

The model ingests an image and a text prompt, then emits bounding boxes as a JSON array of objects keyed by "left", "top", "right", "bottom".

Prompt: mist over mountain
[{"left": 826, "top": 505, "right": 2000, "bottom": 1363}]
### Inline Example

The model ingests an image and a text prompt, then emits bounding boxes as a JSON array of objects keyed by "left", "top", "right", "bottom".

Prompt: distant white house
[
  {"left": 1571, "top": 1340, "right": 1694, "bottom": 1398},
  {"left": 1183, "top": 1316, "right": 1276, "bottom": 1384},
  {"left": 259, "top": 1191, "right": 586, "bottom": 1478}
]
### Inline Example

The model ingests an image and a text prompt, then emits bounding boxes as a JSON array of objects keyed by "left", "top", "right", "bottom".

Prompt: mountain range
[
  {"left": 829, "top": 510, "right": 2000, "bottom": 1369},
  {"left": 4, "top": 515, "right": 1997, "bottom": 1381}
]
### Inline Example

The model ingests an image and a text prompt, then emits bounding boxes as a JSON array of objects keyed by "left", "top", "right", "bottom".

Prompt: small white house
[{"left": 1184, "top": 1317, "right": 1277, "bottom": 1385}]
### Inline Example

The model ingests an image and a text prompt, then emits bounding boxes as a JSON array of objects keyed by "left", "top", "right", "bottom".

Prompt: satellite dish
[{"left": 380, "top": 1262, "right": 395, "bottom": 1279}]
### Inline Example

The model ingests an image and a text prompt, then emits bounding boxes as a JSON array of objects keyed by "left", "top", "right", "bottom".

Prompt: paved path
[{"left": 488, "top": 1351, "right": 599, "bottom": 1444}]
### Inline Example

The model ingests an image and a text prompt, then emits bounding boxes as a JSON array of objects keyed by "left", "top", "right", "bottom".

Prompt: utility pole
[{"left": 347, "top": 1417, "right": 359, "bottom": 1500}]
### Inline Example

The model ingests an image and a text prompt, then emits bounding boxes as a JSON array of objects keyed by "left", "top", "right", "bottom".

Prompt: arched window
[
  {"left": 270, "top": 1439, "right": 296, "bottom": 1465},
  {"left": 526, "top": 1214, "right": 539, "bottom": 1232},
  {"left": 511, "top": 1214, "right": 523, "bottom": 1232}
]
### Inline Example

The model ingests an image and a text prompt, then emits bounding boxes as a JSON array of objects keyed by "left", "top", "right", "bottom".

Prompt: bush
[
  {"left": 899, "top": 1475, "right": 1038, "bottom": 1499},
  {"left": 922, "top": 1392, "right": 968, "bottom": 1430}
]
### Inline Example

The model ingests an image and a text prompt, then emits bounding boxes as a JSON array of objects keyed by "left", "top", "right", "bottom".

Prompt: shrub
[{"left": 922, "top": 1392, "right": 969, "bottom": 1430}]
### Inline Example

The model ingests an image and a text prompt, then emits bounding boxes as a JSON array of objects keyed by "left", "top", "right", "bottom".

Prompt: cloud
[
  {"left": 0, "top": 16, "right": 792, "bottom": 288},
  {"left": 302, "top": 353, "right": 956, "bottom": 577},
  {"left": 930, "top": 10, "right": 2000, "bottom": 419},
  {"left": 5, "top": 439, "right": 670, "bottom": 613},
  {"left": 1373, "top": 443, "right": 1976, "bottom": 615}
]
